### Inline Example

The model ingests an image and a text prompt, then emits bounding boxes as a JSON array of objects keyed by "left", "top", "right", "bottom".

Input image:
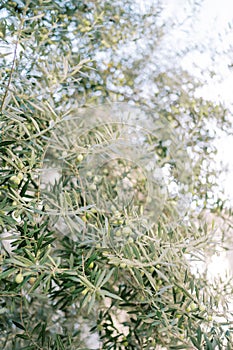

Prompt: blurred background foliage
[{"left": 0, "top": 0, "right": 233, "bottom": 349}]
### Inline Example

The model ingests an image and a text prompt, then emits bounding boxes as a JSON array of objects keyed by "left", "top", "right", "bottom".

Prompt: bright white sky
[
  {"left": 160, "top": 0, "right": 233, "bottom": 281},
  {"left": 158, "top": 0, "right": 233, "bottom": 101},
  {"left": 157, "top": 0, "right": 233, "bottom": 206}
]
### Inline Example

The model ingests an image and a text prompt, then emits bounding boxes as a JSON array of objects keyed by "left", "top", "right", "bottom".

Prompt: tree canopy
[{"left": 0, "top": 1, "right": 233, "bottom": 349}]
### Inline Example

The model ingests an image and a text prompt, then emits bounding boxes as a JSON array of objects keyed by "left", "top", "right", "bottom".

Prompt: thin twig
[
  {"left": 0, "top": 38, "right": 19, "bottom": 113},
  {"left": 0, "top": 0, "right": 30, "bottom": 113}
]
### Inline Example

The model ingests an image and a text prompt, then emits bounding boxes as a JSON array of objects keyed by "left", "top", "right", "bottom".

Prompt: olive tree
[{"left": 0, "top": 1, "right": 233, "bottom": 349}]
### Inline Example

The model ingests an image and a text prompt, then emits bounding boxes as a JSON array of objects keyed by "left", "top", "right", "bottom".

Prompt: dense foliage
[{"left": 0, "top": 1, "right": 233, "bottom": 349}]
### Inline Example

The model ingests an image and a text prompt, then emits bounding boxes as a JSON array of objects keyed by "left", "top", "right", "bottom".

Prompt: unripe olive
[
  {"left": 120, "top": 263, "right": 126, "bottom": 268},
  {"left": 29, "top": 277, "right": 36, "bottom": 285},
  {"left": 77, "top": 154, "right": 84, "bottom": 162},
  {"left": 94, "top": 175, "right": 101, "bottom": 184},
  {"left": 115, "top": 229, "right": 122, "bottom": 237},
  {"left": 81, "top": 215, "right": 87, "bottom": 222},
  {"left": 15, "top": 273, "right": 24, "bottom": 284},
  {"left": 199, "top": 305, "right": 205, "bottom": 312},
  {"left": 127, "top": 237, "right": 134, "bottom": 243},
  {"left": 17, "top": 172, "right": 24, "bottom": 181},
  {"left": 89, "top": 183, "right": 96, "bottom": 191},
  {"left": 10, "top": 175, "right": 21, "bottom": 185},
  {"left": 190, "top": 302, "right": 196, "bottom": 311},
  {"left": 122, "top": 227, "right": 132, "bottom": 236}
]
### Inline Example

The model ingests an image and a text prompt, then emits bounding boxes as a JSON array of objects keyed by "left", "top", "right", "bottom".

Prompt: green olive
[
  {"left": 77, "top": 154, "right": 84, "bottom": 162},
  {"left": 115, "top": 229, "right": 122, "bottom": 237},
  {"left": 89, "top": 183, "right": 96, "bottom": 191},
  {"left": 127, "top": 237, "right": 134, "bottom": 243},
  {"left": 122, "top": 227, "right": 132, "bottom": 235},
  {"left": 81, "top": 215, "right": 87, "bottom": 222},
  {"left": 199, "top": 305, "right": 205, "bottom": 312},
  {"left": 10, "top": 175, "right": 21, "bottom": 185},
  {"left": 190, "top": 302, "right": 196, "bottom": 311},
  {"left": 15, "top": 273, "right": 24, "bottom": 284},
  {"left": 17, "top": 172, "right": 24, "bottom": 181}
]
